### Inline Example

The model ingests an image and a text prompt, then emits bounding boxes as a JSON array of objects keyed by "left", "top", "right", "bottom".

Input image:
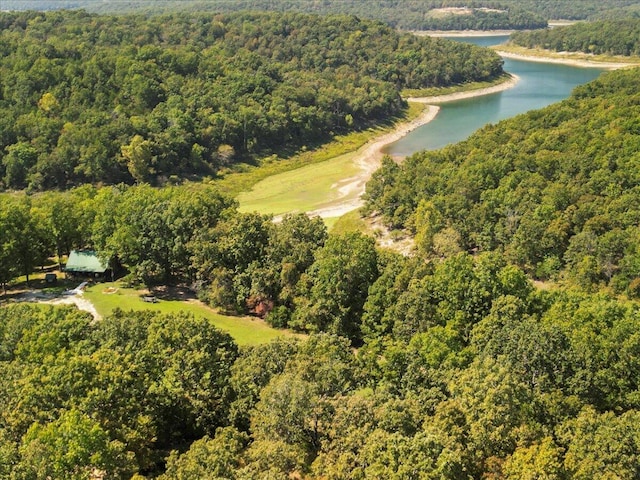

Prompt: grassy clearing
[
  {"left": 214, "top": 128, "right": 387, "bottom": 199},
  {"left": 236, "top": 103, "right": 426, "bottom": 218},
  {"left": 237, "top": 150, "right": 361, "bottom": 216},
  {"left": 82, "top": 282, "right": 295, "bottom": 346},
  {"left": 3, "top": 273, "right": 296, "bottom": 346}
]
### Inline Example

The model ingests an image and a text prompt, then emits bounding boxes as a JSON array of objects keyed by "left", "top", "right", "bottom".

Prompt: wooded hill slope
[
  {"left": 0, "top": 10, "right": 504, "bottom": 191},
  {"left": 364, "top": 67, "right": 640, "bottom": 296},
  {"left": 510, "top": 19, "right": 640, "bottom": 56},
  {"left": 6, "top": 0, "right": 640, "bottom": 23},
  {"left": 2, "top": 1, "right": 548, "bottom": 30},
  {"left": 500, "top": 0, "right": 640, "bottom": 20}
]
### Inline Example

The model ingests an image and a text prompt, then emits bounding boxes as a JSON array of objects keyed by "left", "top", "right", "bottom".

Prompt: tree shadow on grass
[{"left": 148, "top": 285, "right": 197, "bottom": 302}]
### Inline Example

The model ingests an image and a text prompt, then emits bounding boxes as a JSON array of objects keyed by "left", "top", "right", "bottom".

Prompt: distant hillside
[
  {"left": 364, "top": 67, "right": 640, "bottom": 294},
  {"left": 498, "top": 0, "right": 640, "bottom": 20},
  {"left": 7, "top": 0, "right": 640, "bottom": 23},
  {"left": 3, "top": 0, "right": 548, "bottom": 30},
  {"left": 510, "top": 19, "right": 640, "bottom": 56}
]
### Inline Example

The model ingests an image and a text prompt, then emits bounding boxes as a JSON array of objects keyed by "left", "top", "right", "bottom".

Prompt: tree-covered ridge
[
  {"left": 0, "top": 10, "right": 504, "bottom": 191},
  {"left": 499, "top": 0, "right": 640, "bottom": 20},
  {"left": 172, "top": 1, "right": 547, "bottom": 31},
  {"left": 419, "top": 5, "right": 547, "bottom": 31},
  {"left": 6, "top": 0, "right": 640, "bottom": 23},
  {"left": 510, "top": 19, "right": 640, "bottom": 56},
  {"left": 364, "top": 67, "right": 640, "bottom": 295},
  {"left": 2, "top": 1, "right": 548, "bottom": 30}
]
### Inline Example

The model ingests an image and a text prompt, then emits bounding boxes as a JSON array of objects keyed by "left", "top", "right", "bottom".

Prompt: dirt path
[
  {"left": 16, "top": 290, "right": 101, "bottom": 321},
  {"left": 308, "top": 74, "right": 519, "bottom": 219},
  {"left": 47, "top": 294, "right": 101, "bottom": 321}
]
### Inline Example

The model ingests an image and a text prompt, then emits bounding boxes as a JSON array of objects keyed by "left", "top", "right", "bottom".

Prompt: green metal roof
[{"left": 65, "top": 250, "right": 108, "bottom": 273}]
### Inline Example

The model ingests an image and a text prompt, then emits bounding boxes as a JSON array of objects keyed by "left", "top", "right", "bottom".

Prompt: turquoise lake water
[{"left": 384, "top": 36, "right": 608, "bottom": 156}]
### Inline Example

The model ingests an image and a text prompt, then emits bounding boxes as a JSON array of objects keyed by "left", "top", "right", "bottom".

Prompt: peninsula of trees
[{"left": 510, "top": 19, "right": 640, "bottom": 56}]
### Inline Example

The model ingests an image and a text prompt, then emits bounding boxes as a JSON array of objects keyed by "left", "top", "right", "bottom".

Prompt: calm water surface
[{"left": 385, "top": 36, "right": 607, "bottom": 156}]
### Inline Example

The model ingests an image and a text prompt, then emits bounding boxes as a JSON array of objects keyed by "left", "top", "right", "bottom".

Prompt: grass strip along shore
[{"left": 237, "top": 73, "right": 520, "bottom": 224}]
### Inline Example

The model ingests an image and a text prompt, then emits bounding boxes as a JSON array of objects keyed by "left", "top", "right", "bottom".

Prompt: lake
[{"left": 384, "top": 36, "right": 608, "bottom": 156}]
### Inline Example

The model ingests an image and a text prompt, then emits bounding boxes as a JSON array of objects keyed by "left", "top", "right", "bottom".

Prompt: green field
[
  {"left": 83, "top": 282, "right": 295, "bottom": 346},
  {"left": 237, "top": 150, "right": 361, "bottom": 216},
  {"left": 225, "top": 103, "right": 426, "bottom": 220}
]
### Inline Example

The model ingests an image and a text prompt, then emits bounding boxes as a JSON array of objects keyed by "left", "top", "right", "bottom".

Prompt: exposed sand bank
[
  {"left": 496, "top": 50, "right": 638, "bottom": 70},
  {"left": 414, "top": 29, "right": 514, "bottom": 37},
  {"left": 308, "top": 74, "right": 519, "bottom": 219},
  {"left": 307, "top": 105, "right": 440, "bottom": 218},
  {"left": 407, "top": 74, "right": 519, "bottom": 104}
]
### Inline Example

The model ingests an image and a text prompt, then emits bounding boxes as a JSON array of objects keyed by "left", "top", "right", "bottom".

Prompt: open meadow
[
  {"left": 82, "top": 282, "right": 295, "bottom": 346},
  {"left": 237, "top": 150, "right": 361, "bottom": 217}
]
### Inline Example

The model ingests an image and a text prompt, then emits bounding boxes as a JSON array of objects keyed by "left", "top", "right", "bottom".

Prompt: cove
[{"left": 384, "top": 36, "right": 608, "bottom": 157}]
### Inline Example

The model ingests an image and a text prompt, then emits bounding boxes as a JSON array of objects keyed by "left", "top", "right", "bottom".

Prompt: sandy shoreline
[
  {"left": 407, "top": 74, "right": 520, "bottom": 104},
  {"left": 308, "top": 74, "right": 519, "bottom": 218},
  {"left": 307, "top": 105, "right": 440, "bottom": 218},
  {"left": 496, "top": 50, "right": 637, "bottom": 70},
  {"left": 414, "top": 29, "right": 514, "bottom": 37}
]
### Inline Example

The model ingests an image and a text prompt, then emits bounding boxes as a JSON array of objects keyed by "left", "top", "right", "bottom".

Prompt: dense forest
[
  {"left": 1, "top": 1, "right": 548, "bottom": 30},
  {"left": 364, "top": 67, "right": 640, "bottom": 296},
  {"left": 161, "top": 1, "right": 548, "bottom": 31},
  {"left": 6, "top": 0, "right": 640, "bottom": 23},
  {"left": 2, "top": 69, "right": 640, "bottom": 478},
  {"left": 510, "top": 19, "right": 640, "bottom": 56},
  {"left": 0, "top": 10, "right": 504, "bottom": 191},
  {"left": 2, "top": 4, "right": 640, "bottom": 479},
  {"left": 499, "top": 0, "right": 640, "bottom": 20},
  {"left": 3, "top": 245, "right": 640, "bottom": 477}
]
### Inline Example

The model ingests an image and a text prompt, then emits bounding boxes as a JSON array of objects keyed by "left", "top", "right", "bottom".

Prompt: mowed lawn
[
  {"left": 237, "top": 150, "right": 360, "bottom": 216},
  {"left": 83, "top": 283, "right": 295, "bottom": 346}
]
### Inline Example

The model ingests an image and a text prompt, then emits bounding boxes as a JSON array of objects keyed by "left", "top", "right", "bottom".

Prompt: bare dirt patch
[
  {"left": 365, "top": 215, "right": 415, "bottom": 256},
  {"left": 429, "top": 7, "right": 473, "bottom": 17}
]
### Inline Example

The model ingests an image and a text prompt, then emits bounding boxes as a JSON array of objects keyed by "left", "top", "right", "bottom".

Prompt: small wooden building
[{"left": 64, "top": 250, "right": 110, "bottom": 279}]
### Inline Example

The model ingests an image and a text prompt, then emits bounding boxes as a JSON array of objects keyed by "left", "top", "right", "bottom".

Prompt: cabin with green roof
[{"left": 64, "top": 250, "right": 110, "bottom": 279}]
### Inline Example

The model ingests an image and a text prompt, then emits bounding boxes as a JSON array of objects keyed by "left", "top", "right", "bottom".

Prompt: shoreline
[
  {"left": 496, "top": 50, "right": 637, "bottom": 70},
  {"left": 308, "top": 74, "right": 519, "bottom": 219},
  {"left": 407, "top": 73, "right": 519, "bottom": 103},
  {"left": 307, "top": 105, "right": 440, "bottom": 219},
  {"left": 412, "top": 29, "right": 514, "bottom": 37},
  {"left": 308, "top": 45, "right": 637, "bottom": 220}
]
